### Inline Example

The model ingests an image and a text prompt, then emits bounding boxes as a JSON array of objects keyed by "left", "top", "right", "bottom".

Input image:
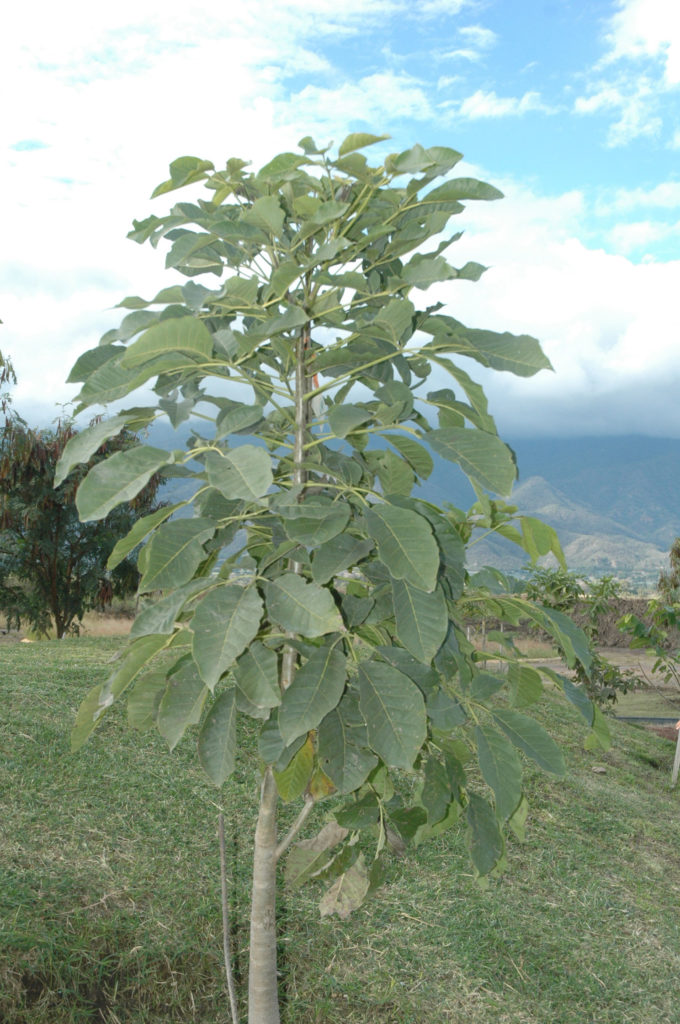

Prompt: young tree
[
  {"left": 0, "top": 402, "right": 163, "bottom": 637},
  {"left": 64, "top": 136, "right": 608, "bottom": 1022}
]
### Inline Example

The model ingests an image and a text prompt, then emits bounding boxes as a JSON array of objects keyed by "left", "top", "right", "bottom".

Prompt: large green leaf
[
  {"left": 278, "top": 645, "right": 346, "bottom": 745},
  {"left": 475, "top": 725, "right": 523, "bottom": 822},
  {"left": 232, "top": 642, "right": 281, "bottom": 710},
  {"left": 107, "top": 502, "right": 187, "bottom": 570},
  {"left": 264, "top": 574, "right": 343, "bottom": 637},
  {"left": 138, "top": 519, "right": 215, "bottom": 592},
  {"left": 102, "top": 634, "right": 171, "bottom": 704},
  {"left": 327, "top": 404, "right": 372, "bottom": 438},
  {"left": 273, "top": 735, "right": 314, "bottom": 801},
  {"left": 424, "top": 178, "right": 503, "bottom": 203},
  {"left": 338, "top": 132, "right": 389, "bottom": 156},
  {"left": 76, "top": 446, "right": 172, "bottom": 521},
  {"left": 191, "top": 585, "right": 264, "bottom": 690},
  {"left": 127, "top": 671, "right": 168, "bottom": 731},
  {"left": 131, "top": 579, "right": 211, "bottom": 638},
  {"left": 365, "top": 504, "right": 439, "bottom": 592},
  {"left": 492, "top": 709, "right": 566, "bottom": 776},
  {"left": 391, "top": 579, "right": 448, "bottom": 664},
  {"left": 428, "top": 428, "right": 516, "bottom": 496},
  {"left": 158, "top": 659, "right": 208, "bottom": 750},
  {"left": 54, "top": 411, "right": 154, "bottom": 486},
  {"left": 121, "top": 316, "right": 213, "bottom": 368},
  {"left": 466, "top": 793, "right": 504, "bottom": 876},
  {"left": 243, "top": 195, "right": 285, "bottom": 236},
  {"left": 318, "top": 704, "right": 378, "bottom": 794},
  {"left": 426, "top": 321, "right": 552, "bottom": 377},
  {"left": 384, "top": 433, "right": 434, "bottom": 478},
  {"left": 311, "top": 535, "right": 374, "bottom": 585},
  {"left": 358, "top": 661, "right": 426, "bottom": 770},
  {"left": 198, "top": 688, "right": 238, "bottom": 786},
  {"left": 279, "top": 498, "right": 350, "bottom": 547},
  {"left": 205, "top": 446, "right": 273, "bottom": 501}
]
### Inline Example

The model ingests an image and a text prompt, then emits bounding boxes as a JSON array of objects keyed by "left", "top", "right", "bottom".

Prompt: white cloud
[
  {"left": 598, "top": 181, "right": 680, "bottom": 213},
  {"left": 604, "top": 0, "right": 680, "bottom": 86},
  {"left": 574, "top": 0, "right": 680, "bottom": 146},
  {"left": 459, "top": 25, "right": 497, "bottom": 50},
  {"left": 458, "top": 89, "right": 554, "bottom": 118},
  {"left": 418, "top": 171, "right": 680, "bottom": 436},
  {"left": 607, "top": 219, "right": 678, "bottom": 253}
]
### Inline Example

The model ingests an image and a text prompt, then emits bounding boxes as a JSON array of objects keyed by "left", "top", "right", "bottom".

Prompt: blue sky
[{"left": 2, "top": 0, "right": 679, "bottom": 437}]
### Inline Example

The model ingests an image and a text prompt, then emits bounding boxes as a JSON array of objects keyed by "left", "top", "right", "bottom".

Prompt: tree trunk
[{"left": 248, "top": 767, "right": 280, "bottom": 1024}]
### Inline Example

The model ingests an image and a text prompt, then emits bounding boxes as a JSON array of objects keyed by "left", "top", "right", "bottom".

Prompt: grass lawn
[{"left": 2, "top": 637, "right": 680, "bottom": 1023}]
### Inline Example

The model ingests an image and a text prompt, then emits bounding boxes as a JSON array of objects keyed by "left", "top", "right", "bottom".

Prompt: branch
[
  {"left": 275, "top": 795, "right": 315, "bottom": 862},
  {"left": 218, "top": 813, "right": 240, "bottom": 1024}
]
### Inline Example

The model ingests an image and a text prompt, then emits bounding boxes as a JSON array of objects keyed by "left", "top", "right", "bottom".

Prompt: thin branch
[
  {"left": 275, "top": 796, "right": 315, "bottom": 862},
  {"left": 218, "top": 813, "right": 240, "bottom": 1024}
]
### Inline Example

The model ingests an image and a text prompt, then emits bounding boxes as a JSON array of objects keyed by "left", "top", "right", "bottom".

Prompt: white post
[{"left": 672, "top": 722, "right": 680, "bottom": 788}]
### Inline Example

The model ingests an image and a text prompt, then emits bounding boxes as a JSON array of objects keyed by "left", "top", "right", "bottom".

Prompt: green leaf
[
  {"left": 424, "top": 177, "right": 503, "bottom": 203},
  {"left": 138, "top": 519, "right": 215, "bottom": 592},
  {"left": 426, "top": 321, "right": 552, "bottom": 377},
  {"left": 205, "top": 446, "right": 273, "bottom": 501},
  {"left": 102, "top": 634, "right": 172, "bottom": 704},
  {"left": 507, "top": 663, "right": 543, "bottom": 708},
  {"left": 71, "top": 683, "right": 106, "bottom": 752},
  {"left": 391, "top": 579, "right": 448, "bottom": 663},
  {"left": 265, "top": 574, "right": 343, "bottom": 637},
  {"left": 243, "top": 196, "right": 285, "bottom": 237},
  {"left": 278, "top": 646, "right": 346, "bottom": 745},
  {"left": 421, "top": 757, "right": 452, "bottom": 825},
  {"left": 311, "top": 535, "right": 374, "bottom": 585},
  {"left": 470, "top": 672, "right": 505, "bottom": 703},
  {"left": 402, "top": 254, "right": 456, "bottom": 289},
  {"left": 127, "top": 671, "right": 168, "bottom": 731},
  {"left": 121, "top": 316, "right": 213, "bottom": 368},
  {"left": 476, "top": 725, "right": 523, "bottom": 822},
  {"left": 232, "top": 642, "right": 281, "bottom": 710},
  {"left": 279, "top": 497, "right": 350, "bottom": 548},
  {"left": 107, "top": 502, "right": 187, "bottom": 570},
  {"left": 76, "top": 446, "right": 172, "bottom": 521},
  {"left": 492, "top": 709, "right": 566, "bottom": 776},
  {"left": 319, "top": 854, "right": 370, "bottom": 918},
  {"left": 466, "top": 793, "right": 504, "bottom": 876},
  {"left": 358, "top": 661, "right": 426, "bottom": 770},
  {"left": 428, "top": 428, "right": 516, "bottom": 496},
  {"left": 54, "top": 411, "right": 154, "bottom": 486},
  {"left": 508, "top": 795, "right": 529, "bottom": 842},
  {"left": 365, "top": 504, "right": 439, "bottom": 592},
  {"left": 584, "top": 704, "right": 612, "bottom": 752},
  {"left": 327, "top": 404, "right": 372, "bottom": 438},
  {"left": 384, "top": 434, "right": 434, "bottom": 478},
  {"left": 274, "top": 735, "right": 314, "bottom": 801},
  {"left": 318, "top": 704, "right": 378, "bottom": 794},
  {"left": 191, "top": 585, "right": 264, "bottom": 690},
  {"left": 131, "top": 579, "right": 209, "bottom": 638},
  {"left": 338, "top": 132, "right": 389, "bottom": 156},
  {"left": 215, "top": 402, "right": 264, "bottom": 439},
  {"left": 372, "top": 449, "right": 415, "bottom": 496},
  {"left": 158, "top": 659, "right": 208, "bottom": 750},
  {"left": 151, "top": 156, "right": 214, "bottom": 197},
  {"left": 285, "top": 822, "right": 350, "bottom": 888},
  {"left": 198, "top": 688, "right": 238, "bottom": 786}
]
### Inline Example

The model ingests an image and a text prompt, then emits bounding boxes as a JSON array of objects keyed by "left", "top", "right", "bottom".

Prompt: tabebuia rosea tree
[{"left": 60, "top": 134, "right": 609, "bottom": 1023}]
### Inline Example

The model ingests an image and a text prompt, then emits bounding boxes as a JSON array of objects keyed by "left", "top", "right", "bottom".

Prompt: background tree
[
  {"left": 0, "top": 386, "right": 163, "bottom": 637},
  {"left": 64, "top": 136, "right": 608, "bottom": 1023}
]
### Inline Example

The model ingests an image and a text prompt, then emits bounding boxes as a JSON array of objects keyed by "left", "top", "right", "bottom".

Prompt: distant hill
[{"left": 151, "top": 421, "right": 679, "bottom": 581}]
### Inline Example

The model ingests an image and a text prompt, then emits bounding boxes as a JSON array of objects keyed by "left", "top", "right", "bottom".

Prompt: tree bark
[{"left": 248, "top": 768, "right": 280, "bottom": 1024}]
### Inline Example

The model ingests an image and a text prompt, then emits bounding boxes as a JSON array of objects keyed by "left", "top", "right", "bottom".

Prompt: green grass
[{"left": 2, "top": 638, "right": 680, "bottom": 1023}]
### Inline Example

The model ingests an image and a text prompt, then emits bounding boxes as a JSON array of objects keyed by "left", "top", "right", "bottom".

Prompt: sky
[{"left": 1, "top": 0, "right": 679, "bottom": 439}]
